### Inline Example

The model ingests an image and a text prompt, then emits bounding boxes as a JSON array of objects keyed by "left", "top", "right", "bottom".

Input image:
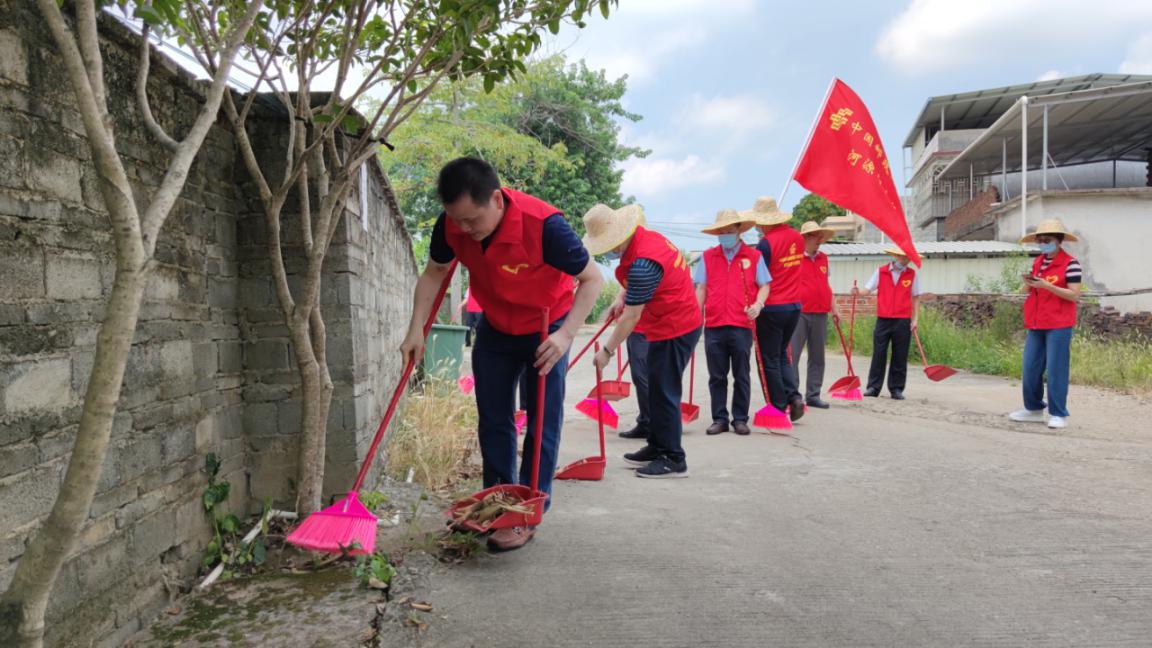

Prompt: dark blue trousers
[
  {"left": 644, "top": 327, "right": 701, "bottom": 463},
  {"left": 472, "top": 314, "right": 568, "bottom": 505},
  {"left": 704, "top": 326, "right": 754, "bottom": 424},
  {"left": 626, "top": 332, "right": 651, "bottom": 429},
  {"left": 755, "top": 308, "right": 802, "bottom": 410}
]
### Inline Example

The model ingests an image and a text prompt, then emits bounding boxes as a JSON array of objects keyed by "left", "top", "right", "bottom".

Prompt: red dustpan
[
  {"left": 446, "top": 308, "right": 550, "bottom": 533},
  {"left": 557, "top": 344, "right": 607, "bottom": 481},
  {"left": 593, "top": 351, "right": 631, "bottom": 401},
  {"left": 288, "top": 261, "right": 459, "bottom": 554},
  {"left": 828, "top": 316, "right": 861, "bottom": 399},
  {"left": 680, "top": 351, "right": 700, "bottom": 423},
  {"left": 913, "top": 327, "right": 957, "bottom": 382}
]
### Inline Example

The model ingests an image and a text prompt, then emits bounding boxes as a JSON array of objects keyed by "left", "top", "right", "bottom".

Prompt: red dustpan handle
[
  {"left": 849, "top": 280, "right": 858, "bottom": 359},
  {"left": 568, "top": 313, "right": 616, "bottom": 370},
  {"left": 832, "top": 316, "right": 855, "bottom": 376},
  {"left": 912, "top": 325, "right": 930, "bottom": 368},
  {"left": 530, "top": 307, "right": 549, "bottom": 493},
  {"left": 595, "top": 343, "right": 605, "bottom": 460},
  {"left": 352, "top": 260, "right": 458, "bottom": 492}
]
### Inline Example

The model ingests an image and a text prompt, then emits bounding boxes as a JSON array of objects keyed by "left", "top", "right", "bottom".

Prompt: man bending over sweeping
[
  {"left": 584, "top": 204, "right": 702, "bottom": 478},
  {"left": 400, "top": 158, "right": 604, "bottom": 552}
]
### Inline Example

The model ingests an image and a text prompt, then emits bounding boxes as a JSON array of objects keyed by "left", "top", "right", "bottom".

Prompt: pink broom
[{"left": 287, "top": 261, "right": 458, "bottom": 554}]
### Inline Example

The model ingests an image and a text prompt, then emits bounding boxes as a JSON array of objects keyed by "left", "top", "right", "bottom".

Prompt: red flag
[{"left": 792, "top": 79, "right": 921, "bottom": 266}]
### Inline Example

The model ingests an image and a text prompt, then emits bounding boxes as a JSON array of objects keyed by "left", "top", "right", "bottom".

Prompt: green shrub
[{"left": 587, "top": 281, "right": 620, "bottom": 324}]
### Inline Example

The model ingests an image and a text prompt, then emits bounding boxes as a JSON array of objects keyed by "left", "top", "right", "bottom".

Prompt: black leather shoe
[
  {"left": 788, "top": 396, "right": 805, "bottom": 422},
  {"left": 618, "top": 424, "right": 648, "bottom": 439},
  {"left": 863, "top": 389, "right": 880, "bottom": 398},
  {"left": 806, "top": 398, "right": 831, "bottom": 409},
  {"left": 705, "top": 421, "right": 729, "bottom": 435},
  {"left": 732, "top": 421, "right": 751, "bottom": 435},
  {"left": 890, "top": 390, "right": 906, "bottom": 400}
]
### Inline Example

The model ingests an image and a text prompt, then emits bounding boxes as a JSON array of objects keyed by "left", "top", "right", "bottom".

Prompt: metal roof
[
  {"left": 938, "top": 80, "right": 1152, "bottom": 180},
  {"left": 902, "top": 73, "right": 1152, "bottom": 148},
  {"left": 821, "top": 241, "right": 1027, "bottom": 256}
]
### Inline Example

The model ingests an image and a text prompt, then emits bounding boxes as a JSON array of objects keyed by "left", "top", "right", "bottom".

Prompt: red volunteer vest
[
  {"left": 799, "top": 252, "right": 833, "bottom": 314},
  {"left": 443, "top": 188, "right": 574, "bottom": 335},
  {"left": 615, "top": 227, "right": 702, "bottom": 342},
  {"left": 761, "top": 225, "right": 804, "bottom": 305},
  {"left": 464, "top": 289, "right": 482, "bottom": 313},
  {"left": 702, "top": 244, "right": 761, "bottom": 329},
  {"left": 876, "top": 263, "right": 915, "bottom": 318},
  {"left": 1023, "top": 250, "right": 1078, "bottom": 330}
]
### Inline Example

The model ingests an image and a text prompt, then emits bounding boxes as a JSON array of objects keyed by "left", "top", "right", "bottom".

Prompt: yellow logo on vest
[
  {"left": 501, "top": 263, "right": 530, "bottom": 275},
  {"left": 820, "top": 266, "right": 828, "bottom": 274},
  {"left": 1045, "top": 274, "right": 1059, "bottom": 284},
  {"left": 789, "top": 243, "right": 796, "bottom": 255},
  {"left": 901, "top": 279, "right": 912, "bottom": 287},
  {"left": 740, "top": 258, "right": 752, "bottom": 269}
]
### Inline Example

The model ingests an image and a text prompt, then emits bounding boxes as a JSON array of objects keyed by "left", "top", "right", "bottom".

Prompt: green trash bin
[{"left": 423, "top": 323, "right": 469, "bottom": 381}]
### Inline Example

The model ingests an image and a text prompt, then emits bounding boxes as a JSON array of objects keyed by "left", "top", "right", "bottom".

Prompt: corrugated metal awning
[{"left": 821, "top": 241, "right": 1028, "bottom": 256}]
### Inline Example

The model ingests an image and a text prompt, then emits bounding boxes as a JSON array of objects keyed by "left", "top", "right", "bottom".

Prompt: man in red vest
[
  {"left": 790, "top": 221, "right": 842, "bottom": 408},
  {"left": 746, "top": 197, "right": 807, "bottom": 421},
  {"left": 694, "top": 209, "right": 770, "bottom": 436},
  {"left": 584, "top": 204, "right": 702, "bottom": 478},
  {"left": 851, "top": 247, "right": 921, "bottom": 399},
  {"left": 400, "top": 158, "right": 604, "bottom": 551}
]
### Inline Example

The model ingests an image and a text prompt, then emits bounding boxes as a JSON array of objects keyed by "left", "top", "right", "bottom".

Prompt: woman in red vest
[
  {"left": 790, "top": 221, "right": 842, "bottom": 409},
  {"left": 584, "top": 204, "right": 702, "bottom": 479},
  {"left": 456, "top": 286, "right": 484, "bottom": 347},
  {"left": 1009, "top": 219, "right": 1083, "bottom": 430},
  {"left": 694, "top": 209, "right": 770, "bottom": 436},
  {"left": 746, "top": 197, "right": 807, "bottom": 421},
  {"left": 400, "top": 158, "right": 604, "bottom": 552},
  {"left": 851, "top": 247, "right": 920, "bottom": 399}
]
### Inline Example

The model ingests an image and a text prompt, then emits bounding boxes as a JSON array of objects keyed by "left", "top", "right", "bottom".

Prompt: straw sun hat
[
  {"left": 798, "top": 220, "right": 836, "bottom": 244},
  {"left": 883, "top": 246, "right": 909, "bottom": 258},
  {"left": 1020, "top": 218, "right": 1079, "bottom": 243},
  {"left": 740, "top": 196, "right": 792, "bottom": 227},
  {"left": 701, "top": 209, "right": 756, "bottom": 235},
  {"left": 582, "top": 203, "right": 645, "bottom": 256}
]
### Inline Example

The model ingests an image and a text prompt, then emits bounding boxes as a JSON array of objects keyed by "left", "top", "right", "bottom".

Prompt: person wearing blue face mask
[
  {"left": 1009, "top": 219, "right": 1083, "bottom": 430},
  {"left": 851, "top": 247, "right": 921, "bottom": 399},
  {"left": 694, "top": 210, "right": 771, "bottom": 436}
]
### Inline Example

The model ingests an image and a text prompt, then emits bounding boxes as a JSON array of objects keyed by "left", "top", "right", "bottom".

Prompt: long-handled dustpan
[
  {"left": 446, "top": 308, "right": 550, "bottom": 533},
  {"left": 594, "top": 350, "right": 631, "bottom": 401},
  {"left": 288, "top": 261, "right": 459, "bottom": 555},
  {"left": 828, "top": 316, "right": 862, "bottom": 399},
  {"left": 913, "top": 326, "right": 957, "bottom": 382},
  {"left": 557, "top": 343, "right": 608, "bottom": 481}
]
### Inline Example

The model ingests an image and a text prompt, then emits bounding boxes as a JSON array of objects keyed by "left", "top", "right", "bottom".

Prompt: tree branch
[{"left": 135, "top": 23, "right": 179, "bottom": 151}]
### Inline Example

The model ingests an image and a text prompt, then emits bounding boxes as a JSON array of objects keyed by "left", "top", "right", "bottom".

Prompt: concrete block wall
[{"left": 0, "top": 2, "right": 415, "bottom": 644}]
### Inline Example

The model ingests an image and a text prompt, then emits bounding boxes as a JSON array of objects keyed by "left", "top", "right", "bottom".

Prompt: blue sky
[{"left": 547, "top": 0, "right": 1152, "bottom": 250}]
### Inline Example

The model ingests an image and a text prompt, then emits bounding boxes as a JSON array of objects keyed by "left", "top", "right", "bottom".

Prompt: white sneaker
[
  {"left": 1008, "top": 409, "right": 1046, "bottom": 423},
  {"left": 1047, "top": 416, "right": 1067, "bottom": 429}
]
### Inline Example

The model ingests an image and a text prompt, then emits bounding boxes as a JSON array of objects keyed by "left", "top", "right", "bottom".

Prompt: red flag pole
[{"left": 778, "top": 77, "right": 838, "bottom": 206}]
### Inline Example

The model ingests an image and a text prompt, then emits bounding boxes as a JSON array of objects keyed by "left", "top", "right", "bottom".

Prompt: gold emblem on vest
[
  {"left": 501, "top": 263, "right": 530, "bottom": 275},
  {"left": 901, "top": 279, "right": 911, "bottom": 287}
]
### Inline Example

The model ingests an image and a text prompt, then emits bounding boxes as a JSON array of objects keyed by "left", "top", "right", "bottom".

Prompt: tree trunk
[{"left": 0, "top": 261, "right": 148, "bottom": 648}]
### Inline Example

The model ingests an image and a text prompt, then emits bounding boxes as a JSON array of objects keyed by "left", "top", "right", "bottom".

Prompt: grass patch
[
  {"left": 387, "top": 377, "right": 478, "bottom": 492},
  {"left": 588, "top": 281, "right": 620, "bottom": 324},
  {"left": 828, "top": 305, "right": 1152, "bottom": 394}
]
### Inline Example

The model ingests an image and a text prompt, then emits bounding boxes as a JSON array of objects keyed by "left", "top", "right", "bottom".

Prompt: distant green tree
[
  {"left": 379, "top": 55, "right": 648, "bottom": 240},
  {"left": 790, "top": 193, "right": 846, "bottom": 230}
]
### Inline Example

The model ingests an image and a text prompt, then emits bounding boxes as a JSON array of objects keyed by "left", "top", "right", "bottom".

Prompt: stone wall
[{"left": 0, "top": 3, "right": 415, "bottom": 645}]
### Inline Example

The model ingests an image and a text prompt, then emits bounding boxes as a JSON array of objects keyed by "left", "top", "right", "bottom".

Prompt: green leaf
[
  {"left": 202, "top": 490, "right": 217, "bottom": 512},
  {"left": 133, "top": 4, "right": 163, "bottom": 26},
  {"left": 313, "top": 114, "right": 335, "bottom": 124},
  {"left": 221, "top": 514, "right": 240, "bottom": 534},
  {"left": 252, "top": 538, "right": 267, "bottom": 566},
  {"left": 204, "top": 453, "right": 220, "bottom": 479},
  {"left": 600, "top": 0, "right": 611, "bottom": 19}
]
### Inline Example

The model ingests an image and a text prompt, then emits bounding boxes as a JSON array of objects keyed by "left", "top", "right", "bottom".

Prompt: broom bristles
[
  {"left": 753, "top": 405, "right": 793, "bottom": 430},
  {"left": 575, "top": 398, "right": 618, "bottom": 428},
  {"left": 286, "top": 492, "right": 378, "bottom": 555}
]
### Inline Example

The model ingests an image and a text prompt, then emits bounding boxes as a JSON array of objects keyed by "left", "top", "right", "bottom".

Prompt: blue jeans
[
  {"left": 472, "top": 314, "right": 568, "bottom": 506},
  {"left": 1022, "top": 327, "right": 1073, "bottom": 417},
  {"left": 704, "top": 326, "right": 753, "bottom": 424},
  {"left": 626, "top": 332, "right": 651, "bottom": 429}
]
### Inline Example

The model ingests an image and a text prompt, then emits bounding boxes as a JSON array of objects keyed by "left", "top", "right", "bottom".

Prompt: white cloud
[
  {"left": 877, "top": 0, "right": 1152, "bottom": 74},
  {"left": 1119, "top": 32, "right": 1152, "bottom": 73},
  {"left": 1036, "top": 69, "right": 1063, "bottom": 82},
  {"left": 579, "top": 28, "right": 705, "bottom": 83},
  {"left": 620, "top": 155, "right": 726, "bottom": 197},
  {"left": 682, "top": 94, "right": 774, "bottom": 135}
]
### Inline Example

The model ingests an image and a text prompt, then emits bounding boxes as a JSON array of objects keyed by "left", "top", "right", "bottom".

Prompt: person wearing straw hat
[
  {"left": 746, "top": 197, "right": 807, "bottom": 422},
  {"left": 851, "top": 247, "right": 921, "bottom": 400},
  {"left": 585, "top": 204, "right": 702, "bottom": 478},
  {"left": 790, "top": 221, "right": 843, "bottom": 409},
  {"left": 694, "top": 209, "right": 771, "bottom": 436},
  {"left": 400, "top": 157, "right": 604, "bottom": 552},
  {"left": 1008, "top": 219, "right": 1083, "bottom": 430}
]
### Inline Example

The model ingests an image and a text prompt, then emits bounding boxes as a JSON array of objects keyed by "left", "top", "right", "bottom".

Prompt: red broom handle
[
  {"left": 616, "top": 350, "right": 622, "bottom": 381},
  {"left": 352, "top": 260, "right": 458, "bottom": 492},
  {"left": 849, "top": 280, "right": 858, "bottom": 359},
  {"left": 568, "top": 313, "right": 616, "bottom": 370},
  {"left": 617, "top": 358, "right": 630, "bottom": 381},
  {"left": 530, "top": 307, "right": 549, "bottom": 493},
  {"left": 832, "top": 316, "right": 855, "bottom": 375},
  {"left": 594, "top": 342, "right": 605, "bottom": 460},
  {"left": 742, "top": 265, "right": 770, "bottom": 402}
]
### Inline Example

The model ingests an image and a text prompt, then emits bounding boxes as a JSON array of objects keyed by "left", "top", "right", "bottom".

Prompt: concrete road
[{"left": 405, "top": 331, "right": 1152, "bottom": 647}]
